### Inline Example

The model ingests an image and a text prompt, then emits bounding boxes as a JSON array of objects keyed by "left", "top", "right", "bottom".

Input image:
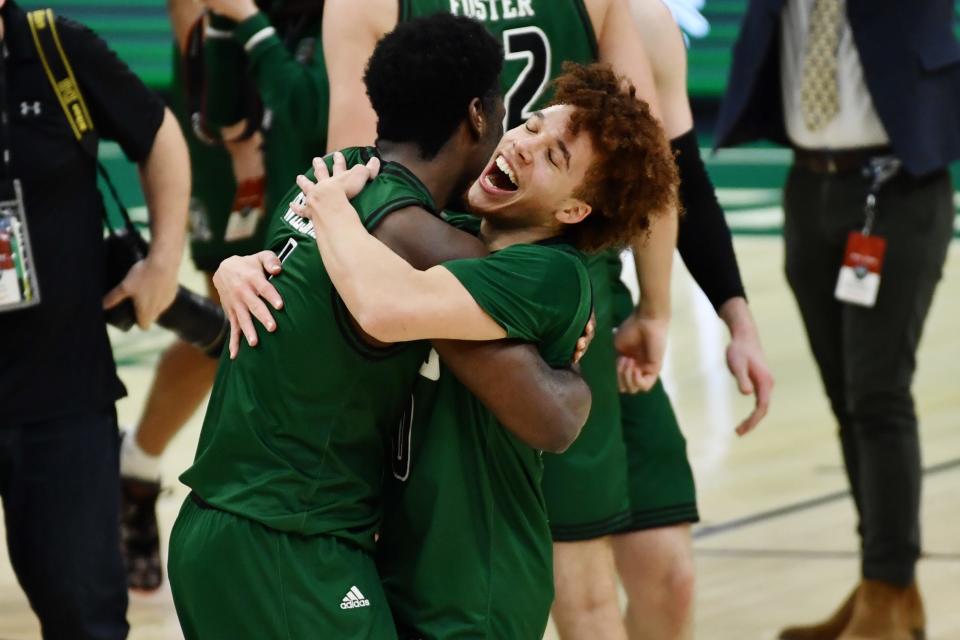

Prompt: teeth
[{"left": 495, "top": 155, "right": 518, "bottom": 187}]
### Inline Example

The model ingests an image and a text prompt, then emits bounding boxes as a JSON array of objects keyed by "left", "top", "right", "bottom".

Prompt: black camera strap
[{"left": 27, "top": 8, "right": 136, "bottom": 236}]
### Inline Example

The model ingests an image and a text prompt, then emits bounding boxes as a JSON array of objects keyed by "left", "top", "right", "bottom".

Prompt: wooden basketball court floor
[{"left": 1, "top": 236, "right": 958, "bottom": 639}]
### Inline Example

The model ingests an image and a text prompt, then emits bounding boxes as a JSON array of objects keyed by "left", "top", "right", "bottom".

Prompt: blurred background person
[{"left": 716, "top": 0, "right": 959, "bottom": 638}]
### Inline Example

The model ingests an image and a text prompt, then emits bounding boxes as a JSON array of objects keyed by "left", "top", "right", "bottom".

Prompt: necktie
[{"left": 800, "top": 0, "right": 843, "bottom": 131}]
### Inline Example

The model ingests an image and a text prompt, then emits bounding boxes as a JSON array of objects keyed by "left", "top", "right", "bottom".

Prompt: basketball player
[
  {"left": 285, "top": 62, "right": 677, "bottom": 637},
  {"left": 316, "top": 1, "right": 774, "bottom": 637},
  {"left": 167, "top": 16, "right": 514, "bottom": 637}
]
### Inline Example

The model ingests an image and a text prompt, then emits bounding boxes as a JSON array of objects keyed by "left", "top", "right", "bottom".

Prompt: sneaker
[{"left": 120, "top": 476, "right": 163, "bottom": 591}]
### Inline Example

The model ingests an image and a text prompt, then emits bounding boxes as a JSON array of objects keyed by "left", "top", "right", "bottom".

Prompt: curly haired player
[{"left": 219, "top": 62, "right": 678, "bottom": 639}]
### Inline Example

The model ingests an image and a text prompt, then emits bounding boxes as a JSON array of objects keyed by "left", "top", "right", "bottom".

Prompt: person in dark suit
[{"left": 716, "top": 1, "right": 959, "bottom": 638}]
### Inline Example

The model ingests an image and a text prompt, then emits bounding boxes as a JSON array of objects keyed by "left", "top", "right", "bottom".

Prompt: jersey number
[
  {"left": 392, "top": 349, "right": 440, "bottom": 481},
  {"left": 392, "top": 395, "right": 415, "bottom": 482},
  {"left": 503, "top": 27, "right": 552, "bottom": 130},
  {"left": 273, "top": 238, "right": 299, "bottom": 270}
]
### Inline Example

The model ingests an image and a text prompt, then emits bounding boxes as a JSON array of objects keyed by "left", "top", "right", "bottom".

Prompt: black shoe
[{"left": 120, "top": 476, "right": 163, "bottom": 592}]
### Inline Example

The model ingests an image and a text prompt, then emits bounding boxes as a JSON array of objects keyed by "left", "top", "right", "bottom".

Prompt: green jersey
[
  {"left": 403, "top": 0, "right": 632, "bottom": 543},
  {"left": 400, "top": 0, "right": 596, "bottom": 131},
  {"left": 384, "top": 5, "right": 614, "bottom": 633},
  {"left": 377, "top": 240, "right": 593, "bottom": 639},
  {"left": 180, "top": 147, "right": 435, "bottom": 553}
]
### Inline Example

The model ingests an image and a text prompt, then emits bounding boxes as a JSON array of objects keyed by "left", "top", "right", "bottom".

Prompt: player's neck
[
  {"left": 377, "top": 141, "right": 465, "bottom": 210},
  {"left": 480, "top": 220, "right": 560, "bottom": 251}
]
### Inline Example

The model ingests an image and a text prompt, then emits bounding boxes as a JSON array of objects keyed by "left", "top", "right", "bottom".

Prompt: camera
[{"left": 104, "top": 227, "right": 228, "bottom": 358}]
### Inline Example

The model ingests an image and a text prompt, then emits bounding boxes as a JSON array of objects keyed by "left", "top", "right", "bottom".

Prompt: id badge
[
  {"left": 834, "top": 232, "right": 886, "bottom": 308},
  {"left": 0, "top": 179, "right": 41, "bottom": 312},
  {"left": 224, "top": 177, "right": 266, "bottom": 242}
]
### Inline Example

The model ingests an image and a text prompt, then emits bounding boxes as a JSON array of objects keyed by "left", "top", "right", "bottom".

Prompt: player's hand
[
  {"left": 291, "top": 153, "right": 380, "bottom": 221},
  {"left": 322, "top": 151, "right": 380, "bottom": 199},
  {"left": 614, "top": 311, "right": 669, "bottom": 394},
  {"left": 573, "top": 312, "right": 596, "bottom": 364},
  {"left": 720, "top": 298, "right": 774, "bottom": 436},
  {"left": 213, "top": 251, "right": 284, "bottom": 359},
  {"left": 103, "top": 257, "right": 179, "bottom": 330}
]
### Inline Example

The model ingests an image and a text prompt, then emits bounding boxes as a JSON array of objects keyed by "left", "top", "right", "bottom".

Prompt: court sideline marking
[{"left": 693, "top": 457, "right": 960, "bottom": 541}]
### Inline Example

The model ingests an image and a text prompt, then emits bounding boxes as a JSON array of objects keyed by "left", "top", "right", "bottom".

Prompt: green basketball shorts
[
  {"left": 168, "top": 496, "right": 397, "bottom": 640},
  {"left": 619, "top": 379, "right": 699, "bottom": 531},
  {"left": 541, "top": 273, "right": 699, "bottom": 542}
]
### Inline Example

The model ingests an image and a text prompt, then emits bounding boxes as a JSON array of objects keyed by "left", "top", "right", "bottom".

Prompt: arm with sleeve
[
  {"left": 232, "top": 12, "right": 328, "bottom": 135},
  {"left": 672, "top": 129, "right": 746, "bottom": 310},
  {"left": 203, "top": 13, "right": 247, "bottom": 128}
]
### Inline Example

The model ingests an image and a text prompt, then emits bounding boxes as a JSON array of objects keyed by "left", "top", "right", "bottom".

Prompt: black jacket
[{"left": 714, "top": 0, "right": 960, "bottom": 176}]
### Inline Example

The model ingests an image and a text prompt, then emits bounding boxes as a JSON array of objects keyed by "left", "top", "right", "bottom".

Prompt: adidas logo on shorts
[{"left": 340, "top": 586, "right": 371, "bottom": 609}]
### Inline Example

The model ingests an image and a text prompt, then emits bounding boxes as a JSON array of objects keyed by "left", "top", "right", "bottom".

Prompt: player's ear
[
  {"left": 467, "top": 98, "right": 486, "bottom": 139},
  {"left": 555, "top": 198, "right": 592, "bottom": 225}
]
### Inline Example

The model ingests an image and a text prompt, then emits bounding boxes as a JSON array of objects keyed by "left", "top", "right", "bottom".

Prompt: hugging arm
[
  {"left": 291, "top": 169, "right": 506, "bottom": 343},
  {"left": 435, "top": 340, "right": 591, "bottom": 453},
  {"left": 218, "top": 160, "right": 592, "bottom": 450},
  {"left": 215, "top": 211, "right": 592, "bottom": 451},
  {"left": 376, "top": 206, "right": 593, "bottom": 451}
]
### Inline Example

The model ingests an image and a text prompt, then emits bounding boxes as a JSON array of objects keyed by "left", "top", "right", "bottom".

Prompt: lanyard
[{"left": 861, "top": 156, "right": 901, "bottom": 236}]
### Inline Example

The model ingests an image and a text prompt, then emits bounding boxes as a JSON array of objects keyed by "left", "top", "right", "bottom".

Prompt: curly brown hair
[{"left": 550, "top": 62, "right": 679, "bottom": 253}]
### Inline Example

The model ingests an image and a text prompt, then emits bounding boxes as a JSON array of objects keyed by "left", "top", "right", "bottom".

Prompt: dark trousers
[
  {"left": 783, "top": 164, "right": 954, "bottom": 586},
  {"left": 0, "top": 408, "right": 129, "bottom": 639}
]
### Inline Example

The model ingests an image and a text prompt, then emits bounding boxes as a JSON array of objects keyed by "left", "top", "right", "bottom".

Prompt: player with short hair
[{"left": 166, "top": 15, "right": 531, "bottom": 638}]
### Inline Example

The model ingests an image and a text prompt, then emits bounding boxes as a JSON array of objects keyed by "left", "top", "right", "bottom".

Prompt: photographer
[{"left": 0, "top": 0, "right": 188, "bottom": 636}]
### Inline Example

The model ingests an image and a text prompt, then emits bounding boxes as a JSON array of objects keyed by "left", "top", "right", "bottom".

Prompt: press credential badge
[
  {"left": 0, "top": 180, "right": 41, "bottom": 311},
  {"left": 835, "top": 156, "right": 900, "bottom": 309},
  {"left": 834, "top": 231, "right": 886, "bottom": 307}
]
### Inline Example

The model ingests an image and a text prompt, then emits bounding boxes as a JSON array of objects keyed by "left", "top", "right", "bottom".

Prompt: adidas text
[{"left": 340, "top": 586, "right": 371, "bottom": 609}]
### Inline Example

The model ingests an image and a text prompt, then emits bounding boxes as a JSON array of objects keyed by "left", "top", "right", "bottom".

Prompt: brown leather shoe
[
  {"left": 903, "top": 582, "right": 926, "bottom": 640},
  {"left": 837, "top": 579, "right": 914, "bottom": 640},
  {"left": 778, "top": 585, "right": 858, "bottom": 640}
]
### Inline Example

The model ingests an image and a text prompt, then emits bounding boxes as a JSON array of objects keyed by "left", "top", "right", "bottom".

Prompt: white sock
[{"left": 120, "top": 429, "right": 162, "bottom": 482}]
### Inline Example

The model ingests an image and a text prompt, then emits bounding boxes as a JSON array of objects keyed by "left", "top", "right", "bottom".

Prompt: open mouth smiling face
[
  {"left": 481, "top": 153, "right": 520, "bottom": 193},
  {"left": 466, "top": 105, "right": 595, "bottom": 227}
]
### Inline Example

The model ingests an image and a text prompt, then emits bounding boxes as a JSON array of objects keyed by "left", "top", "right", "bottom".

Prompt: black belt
[{"left": 793, "top": 145, "right": 893, "bottom": 175}]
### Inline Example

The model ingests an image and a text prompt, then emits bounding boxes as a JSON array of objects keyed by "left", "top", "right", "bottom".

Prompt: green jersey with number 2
[
  {"left": 180, "top": 147, "right": 436, "bottom": 553},
  {"left": 400, "top": 0, "right": 597, "bottom": 132}
]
